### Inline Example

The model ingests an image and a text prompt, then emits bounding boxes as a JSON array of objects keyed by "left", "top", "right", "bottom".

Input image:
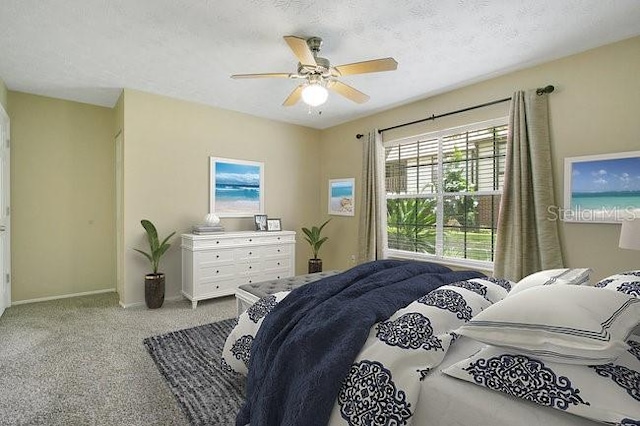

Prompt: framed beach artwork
[
  {"left": 328, "top": 178, "right": 355, "bottom": 216},
  {"left": 210, "top": 157, "right": 264, "bottom": 217},
  {"left": 563, "top": 151, "right": 640, "bottom": 223}
]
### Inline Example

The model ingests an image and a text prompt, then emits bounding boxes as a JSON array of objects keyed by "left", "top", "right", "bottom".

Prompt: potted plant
[
  {"left": 301, "top": 219, "right": 331, "bottom": 273},
  {"left": 134, "top": 219, "right": 176, "bottom": 309}
]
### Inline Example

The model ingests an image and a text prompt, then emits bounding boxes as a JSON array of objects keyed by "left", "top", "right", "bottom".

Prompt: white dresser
[{"left": 181, "top": 231, "right": 296, "bottom": 309}]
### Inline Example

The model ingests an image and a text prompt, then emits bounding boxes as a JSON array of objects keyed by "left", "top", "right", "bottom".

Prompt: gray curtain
[
  {"left": 493, "top": 90, "right": 564, "bottom": 281},
  {"left": 357, "top": 129, "right": 387, "bottom": 262}
]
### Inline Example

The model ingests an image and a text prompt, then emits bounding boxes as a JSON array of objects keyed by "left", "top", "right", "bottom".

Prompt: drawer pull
[
  {"left": 216, "top": 285, "right": 219, "bottom": 289},
  {"left": 249, "top": 266, "right": 252, "bottom": 269},
  {"left": 277, "top": 262, "right": 280, "bottom": 266},
  {"left": 216, "top": 255, "right": 220, "bottom": 259},
  {"left": 249, "top": 280, "right": 252, "bottom": 284},
  {"left": 249, "top": 251, "right": 252, "bottom": 255},
  {"left": 216, "top": 241, "right": 220, "bottom": 244},
  {"left": 216, "top": 270, "right": 219, "bottom": 274},
  {"left": 249, "top": 238, "right": 252, "bottom": 242},
  {"left": 277, "top": 249, "right": 281, "bottom": 253}
]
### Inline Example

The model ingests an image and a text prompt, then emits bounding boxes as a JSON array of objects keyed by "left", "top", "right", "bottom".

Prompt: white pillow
[
  {"left": 455, "top": 285, "right": 640, "bottom": 364},
  {"left": 595, "top": 270, "right": 640, "bottom": 298},
  {"left": 443, "top": 335, "right": 640, "bottom": 425},
  {"left": 509, "top": 268, "right": 592, "bottom": 296}
]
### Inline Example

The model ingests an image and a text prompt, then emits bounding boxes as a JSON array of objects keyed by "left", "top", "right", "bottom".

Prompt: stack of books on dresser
[{"left": 192, "top": 225, "right": 225, "bottom": 234}]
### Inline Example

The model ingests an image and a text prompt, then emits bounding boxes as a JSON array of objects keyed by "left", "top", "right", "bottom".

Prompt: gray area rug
[{"left": 144, "top": 318, "right": 246, "bottom": 425}]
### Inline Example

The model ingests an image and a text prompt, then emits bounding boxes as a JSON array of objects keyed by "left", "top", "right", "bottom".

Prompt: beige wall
[
  {"left": 6, "top": 35, "right": 638, "bottom": 304},
  {"left": 320, "top": 36, "right": 640, "bottom": 281},
  {"left": 121, "top": 90, "right": 321, "bottom": 306},
  {"left": 0, "top": 77, "right": 7, "bottom": 112},
  {"left": 8, "top": 92, "right": 116, "bottom": 301}
]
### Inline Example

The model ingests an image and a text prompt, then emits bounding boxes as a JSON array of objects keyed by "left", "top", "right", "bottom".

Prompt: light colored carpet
[{"left": 0, "top": 292, "right": 237, "bottom": 425}]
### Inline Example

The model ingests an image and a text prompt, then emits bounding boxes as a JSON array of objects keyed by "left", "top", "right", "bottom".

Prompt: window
[{"left": 384, "top": 118, "right": 508, "bottom": 266}]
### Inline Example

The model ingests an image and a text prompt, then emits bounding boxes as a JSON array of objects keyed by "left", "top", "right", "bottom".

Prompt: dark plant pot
[
  {"left": 145, "top": 273, "right": 165, "bottom": 309},
  {"left": 308, "top": 258, "right": 323, "bottom": 274}
]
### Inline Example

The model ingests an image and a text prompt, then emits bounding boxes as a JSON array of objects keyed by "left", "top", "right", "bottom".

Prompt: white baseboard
[
  {"left": 119, "top": 294, "right": 184, "bottom": 309},
  {"left": 12, "top": 288, "right": 116, "bottom": 306}
]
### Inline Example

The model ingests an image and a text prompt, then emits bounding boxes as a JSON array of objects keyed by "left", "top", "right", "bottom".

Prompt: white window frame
[{"left": 383, "top": 117, "right": 508, "bottom": 270}]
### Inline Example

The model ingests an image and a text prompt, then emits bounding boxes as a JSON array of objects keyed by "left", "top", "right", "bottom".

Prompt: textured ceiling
[{"left": 1, "top": 0, "right": 640, "bottom": 129}]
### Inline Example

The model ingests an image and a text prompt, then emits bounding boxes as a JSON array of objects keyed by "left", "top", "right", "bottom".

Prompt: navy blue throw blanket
[{"left": 236, "top": 259, "right": 484, "bottom": 426}]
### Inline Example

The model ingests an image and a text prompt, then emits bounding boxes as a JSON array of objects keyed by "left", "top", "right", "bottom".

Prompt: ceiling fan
[{"left": 231, "top": 35, "right": 398, "bottom": 107}]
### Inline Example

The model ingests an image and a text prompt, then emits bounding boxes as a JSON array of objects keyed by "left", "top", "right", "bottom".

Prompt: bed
[{"left": 222, "top": 260, "right": 640, "bottom": 426}]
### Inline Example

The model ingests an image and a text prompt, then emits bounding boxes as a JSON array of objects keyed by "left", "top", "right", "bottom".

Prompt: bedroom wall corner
[
  {"left": 120, "top": 89, "right": 322, "bottom": 306},
  {"left": 114, "top": 91, "right": 125, "bottom": 305}
]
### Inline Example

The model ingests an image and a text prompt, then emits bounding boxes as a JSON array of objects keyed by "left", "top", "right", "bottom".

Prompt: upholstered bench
[{"left": 235, "top": 270, "right": 341, "bottom": 316}]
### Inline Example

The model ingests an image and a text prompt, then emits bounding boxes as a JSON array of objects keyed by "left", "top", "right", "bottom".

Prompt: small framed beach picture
[
  {"left": 266, "top": 218, "right": 281, "bottom": 231},
  {"left": 563, "top": 150, "right": 640, "bottom": 223},
  {"left": 210, "top": 157, "right": 264, "bottom": 217},
  {"left": 329, "top": 178, "right": 355, "bottom": 216}
]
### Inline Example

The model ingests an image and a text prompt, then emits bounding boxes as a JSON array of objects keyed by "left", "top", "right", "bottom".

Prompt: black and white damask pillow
[
  {"left": 327, "top": 281, "right": 495, "bottom": 424},
  {"left": 595, "top": 271, "right": 640, "bottom": 298},
  {"left": 449, "top": 277, "right": 513, "bottom": 304},
  {"left": 221, "top": 291, "right": 290, "bottom": 375},
  {"left": 443, "top": 334, "right": 640, "bottom": 425}
]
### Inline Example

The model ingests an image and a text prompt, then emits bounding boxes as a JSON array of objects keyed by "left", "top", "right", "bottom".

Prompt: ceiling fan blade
[
  {"left": 282, "top": 85, "right": 303, "bottom": 106},
  {"left": 327, "top": 81, "right": 370, "bottom": 104},
  {"left": 283, "top": 36, "right": 317, "bottom": 67},
  {"left": 332, "top": 57, "right": 398, "bottom": 76},
  {"left": 231, "top": 73, "right": 292, "bottom": 79}
]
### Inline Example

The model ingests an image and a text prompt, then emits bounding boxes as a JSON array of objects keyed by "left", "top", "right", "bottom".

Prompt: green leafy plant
[
  {"left": 301, "top": 219, "right": 331, "bottom": 259},
  {"left": 386, "top": 198, "right": 436, "bottom": 253},
  {"left": 133, "top": 219, "right": 176, "bottom": 275}
]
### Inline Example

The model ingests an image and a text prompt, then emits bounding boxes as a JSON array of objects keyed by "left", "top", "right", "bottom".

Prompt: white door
[{"left": 0, "top": 105, "right": 10, "bottom": 317}]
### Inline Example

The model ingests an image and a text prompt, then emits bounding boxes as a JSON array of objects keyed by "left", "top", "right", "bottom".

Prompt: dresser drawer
[
  {"left": 199, "top": 263, "right": 236, "bottom": 280},
  {"left": 263, "top": 257, "right": 290, "bottom": 271},
  {"left": 197, "top": 277, "right": 236, "bottom": 297},
  {"left": 196, "top": 249, "right": 234, "bottom": 265},
  {"left": 236, "top": 261, "right": 262, "bottom": 275},
  {"left": 262, "top": 271, "right": 291, "bottom": 281},
  {"left": 237, "top": 273, "right": 266, "bottom": 286},
  {"left": 234, "top": 247, "right": 262, "bottom": 261},
  {"left": 262, "top": 245, "right": 291, "bottom": 258},
  {"left": 259, "top": 234, "right": 295, "bottom": 244}
]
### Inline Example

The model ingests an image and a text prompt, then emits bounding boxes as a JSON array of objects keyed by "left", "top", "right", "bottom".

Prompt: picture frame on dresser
[
  {"left": 210, "top": 157, "right": 264, "bottom": 218},
  {"left": 267, "top": 218, "right": 282, "bottom": 231},
  {"left": 254, "top": 214, "right": 267, "bottom": 231}
]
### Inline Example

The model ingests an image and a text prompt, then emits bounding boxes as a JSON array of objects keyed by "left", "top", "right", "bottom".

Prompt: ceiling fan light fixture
[{"left": 301, "top": 83, "right": 328, "bottom": 107}]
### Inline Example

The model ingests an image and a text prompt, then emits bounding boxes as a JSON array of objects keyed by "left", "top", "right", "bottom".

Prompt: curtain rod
[{"left": 355, "top": 85, "right": 554, "bottom": 139}]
